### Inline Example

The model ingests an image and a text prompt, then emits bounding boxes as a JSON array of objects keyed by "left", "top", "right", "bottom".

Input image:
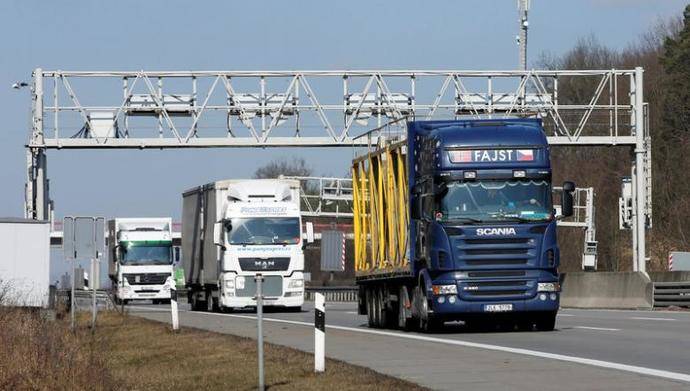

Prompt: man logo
[
  {"left": 254, "top": 260, "right": 275, "bottom": 270},
  {"left": 476, "top": 228, "right": 517, "bottom": 236}
]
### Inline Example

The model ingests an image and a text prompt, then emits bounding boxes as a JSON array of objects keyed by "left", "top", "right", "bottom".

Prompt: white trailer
[
  {"left": 0, "top": 218, "right": 50, "bottom": 307},
  {"left": 182, "top": 179, "right": 308, "bottom": 311},
  {"left": 108, "top": 218, "right": 175, "bottom": 304}
]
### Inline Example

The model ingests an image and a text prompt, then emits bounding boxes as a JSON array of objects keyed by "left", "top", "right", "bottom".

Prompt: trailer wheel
[
  {"left": 398, "top": 286, "right": 412, "bottom": 330},
  {"left": 373, "top": 288, "right": 383, "bottom": 327},
  {"left": 366, "top": 288, "right": 375, "bottom": 327},
  {"left": 535, "top": 312, "right": 557, "bottom": 331},
  {"left": 378, "top": 287, "right": 390, "bottom": 328}
]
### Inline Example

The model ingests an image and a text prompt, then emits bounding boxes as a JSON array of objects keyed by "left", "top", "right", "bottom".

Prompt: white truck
[
  {"left": 182, "top": 179, "right": 309, "bottom": 312},
  {"left": 108, "top": 218, "right": 175, "bottom": 304}
]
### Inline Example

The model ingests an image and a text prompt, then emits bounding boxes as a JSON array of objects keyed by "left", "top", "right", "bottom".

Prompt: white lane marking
[
  {"left": 564, "top": 308, "right": 690, "bottom": 316},
  {"left": 557, "top": 313, "right": 574, "bottom": 317},
  {"left": 629, "top": 317, "right": 677, "bottom": 322},
  {"left": 345, "top": 311, "right": 359, "bottom": 314},
  {"left": 143, "top": 309, "right": 690, "bottom": 384},
  {"left": 573, "top": 326, "right": 620, "bottom": 331}
]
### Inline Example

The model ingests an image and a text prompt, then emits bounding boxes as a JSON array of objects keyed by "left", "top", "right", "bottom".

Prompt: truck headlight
[
  {"left": 432, "top": 284, "right": 458, "bottom": 295},
  {"left": 288, "top": 279, "right": 304, "bottom": 289},
  {"left": 225, "top": 280, "right": 235, "bottom": 290},
  {"left": 537, "top": 282, "right": 560, "bottom": 292}
]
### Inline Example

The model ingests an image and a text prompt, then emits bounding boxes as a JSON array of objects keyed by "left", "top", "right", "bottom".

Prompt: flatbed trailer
[{"left": 353, "top": 119, "right": 575, "bottom": 332}]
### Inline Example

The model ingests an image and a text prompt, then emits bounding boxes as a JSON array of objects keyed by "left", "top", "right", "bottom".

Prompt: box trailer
[{"left": 0, "top": 218, "right": 51, "bottom": 307}]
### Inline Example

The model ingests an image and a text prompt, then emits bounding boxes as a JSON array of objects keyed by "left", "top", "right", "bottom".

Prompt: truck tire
[
  {"left": 418, "top": 282, "right": 442, "bottom": 333},
  {"left": 397, "top": 286, "right": 412, "bottom": 330},
  {"left": 366, "top": 288, "right": 375, "bottom": 327},
  {"left": 535, "top": 312, "right": 557, "bottom": 331},
  {"left": 377, "top": 287, "right": 389, "bottom": 328},
  {"left": 373, "top": 288, "right": 382, "bottom": 327}
]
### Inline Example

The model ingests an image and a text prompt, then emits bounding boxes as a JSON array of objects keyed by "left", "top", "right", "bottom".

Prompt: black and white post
[
  {"left": 315, "top": 292, "right": 325, "bottom": 373},
  {"left": 255, "top": 273, "right": 265, "bottom": 391},
  {"left": 170, "top": 282, "right": 179, "bottom": 331},
  {"left": 70, "top": 262, "right": 76, "bottom": 331},
  {"left": 91, "top": 256, "right": 97, "bottom": 328}
]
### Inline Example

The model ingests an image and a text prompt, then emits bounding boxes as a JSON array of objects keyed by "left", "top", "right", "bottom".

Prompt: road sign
[
  {"left": 321, "top": 230, "right": 346, "bottom": 272},
  {"left": 63, "top": 216, "right": 105, "bottom": 260}
]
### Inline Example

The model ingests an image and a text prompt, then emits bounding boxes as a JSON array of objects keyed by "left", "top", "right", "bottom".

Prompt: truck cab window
[
  {"left": 227, "top": 217, "right": 300, "bottom": 245},
  {"left": 120, "top": 242, "right": 173, "bottom": 265},
  {"left": 438, "top": 180, "right": 552, "bottom": 223}
]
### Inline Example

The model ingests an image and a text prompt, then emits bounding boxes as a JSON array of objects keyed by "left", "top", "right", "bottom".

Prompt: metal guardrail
[
  {"left": 56, "top": 289, "right": 116, "bottom": 311},
  {"left": 653, "top": 282, "right": 690, "bottom": 308},
  {"left": 305, "top": 286, "right": 358, "bottom": 302}
]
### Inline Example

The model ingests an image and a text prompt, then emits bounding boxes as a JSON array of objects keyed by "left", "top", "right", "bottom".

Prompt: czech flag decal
[{"left": 517, "top": 149, "right": 534, "bottom": 161}]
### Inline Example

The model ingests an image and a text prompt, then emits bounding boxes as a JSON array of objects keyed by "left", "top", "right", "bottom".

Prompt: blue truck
[{"left": 352, "top": 118, "right": 574, "bottom": 332}]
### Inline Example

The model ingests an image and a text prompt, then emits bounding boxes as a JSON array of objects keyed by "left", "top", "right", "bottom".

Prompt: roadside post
[
  {"left": 90, "top": 258, "right": 96, "bottom": 326},
  {"left": 91, "top": 218, "right": 105, "bottom": 328},
  {"left": 315, "top": 293, "right": 325, "bottom": 372},
  {"left": 63, "top": 216, "right": 105, "bottom": 331},
  {"left": 255, "top": 273, "right": 265, "bottom": 391},
  {"left": 170, "top": 283, "right": 179, "bottom": 331}
]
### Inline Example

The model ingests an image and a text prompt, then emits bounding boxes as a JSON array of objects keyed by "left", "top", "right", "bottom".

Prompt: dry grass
[
  {"left": 0, "top": 301, "right": 424, "bottom": 390},
  {"left": 102, "top": 312, "right": 425, "bottom": 390},
  {"left": 0, "top": 307, "right": 115, "bottom": 390}
]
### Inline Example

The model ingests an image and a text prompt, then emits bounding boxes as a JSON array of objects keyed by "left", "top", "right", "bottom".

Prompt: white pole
[
  {"left": 315, "top": 293, "right": 325, "bottom": 373},
  {"left": 256, "top": 274, "right": 265, "bottom": 391},
  {"left": 91, "top": 257, "right": 97, "bottom": 328},
  {"left": 71, "top": 262, "right": 76, "bottom": 332},
  {"left": 170, "top": 284, "right": 179, "bottom": 331},
  {"left": 634, "top": 67, "right": 647, "bottom": 273}
]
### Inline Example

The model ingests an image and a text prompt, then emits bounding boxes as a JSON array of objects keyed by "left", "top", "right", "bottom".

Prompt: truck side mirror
[
  {"left": 305, "top": 221, "right": 315, "bottom": 244},
  {"left": 114, "top": 246, "right": 121, "bottom": 262},
  {"left": 561, "top": 181, "right": 575, "bottom": 217},
  {"left": 213, "top": 222, "right": 225, "bottom": 249}
]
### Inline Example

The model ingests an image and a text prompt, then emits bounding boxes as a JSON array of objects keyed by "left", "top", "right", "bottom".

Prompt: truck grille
[
  {"left": 455, "top": 236, "right": 536, "bottom": 269},
  {"left": 460, "top": 279, "right": 533, "bottom": 300},
  {"left": 239, "top": 257, "right": 291, "bottom": 272},
  {"left": 123, "top": 273, "right": 170, "bottom": 285}
]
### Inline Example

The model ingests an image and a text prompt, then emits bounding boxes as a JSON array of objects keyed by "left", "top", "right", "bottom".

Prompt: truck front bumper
[
  {"left": 118, "top": 284, "right": 171, "bottom": 300},
  {"left": 428, "top": 270, "right": 560, "bottom": 320},
  {"left": 219, "top": 291, "right": 304, "bottom": 309},
  {"left": 430, "top": 292, "right": 559, "bottom": 320}
]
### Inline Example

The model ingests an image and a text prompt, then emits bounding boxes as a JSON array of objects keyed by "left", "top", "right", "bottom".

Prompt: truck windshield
[
  {"left": 438, "top": 180, "right": 552, "bottom": 223},
  {"left": 120, "top": 243, "right": 172, "bottom": 265},
  {"left": 227, "top": 217, "right": 301, "bottom": 245}
]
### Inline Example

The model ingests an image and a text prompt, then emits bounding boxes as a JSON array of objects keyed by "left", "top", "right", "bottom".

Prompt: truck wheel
[
  {"left": 418, "top": 283, "right": 441, "bottom": 333},
  {"left": 366, "top": 289, "right": 375, "bottom": 327},
  {"left": 397, "top": 286, "right": 412, "bottom": 330},
  {"left": 190, "top": 293, "right": 204, "bottom": 311},
  {"left": 535, "top": 312, "right": 557, "bottom": 331},
  {"left": 373, "top": 288, "right": 382, "bottom": 327},
  {"left": 377, "top": 287, "right": 389, "bottom": 328}
]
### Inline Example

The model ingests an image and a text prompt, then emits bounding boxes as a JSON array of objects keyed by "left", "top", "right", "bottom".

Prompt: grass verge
[{"left": 0, "top": 309, "right": 426, "bottom": 390}]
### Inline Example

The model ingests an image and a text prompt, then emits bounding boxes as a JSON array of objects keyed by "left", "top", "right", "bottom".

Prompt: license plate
[{"left": 484, "top": 304, "right": 513, "bottom": 312}]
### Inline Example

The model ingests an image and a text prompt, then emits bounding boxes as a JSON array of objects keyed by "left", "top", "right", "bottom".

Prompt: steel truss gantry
[{"left": 24, "top": 67, "right": 651, "bottom": 271}]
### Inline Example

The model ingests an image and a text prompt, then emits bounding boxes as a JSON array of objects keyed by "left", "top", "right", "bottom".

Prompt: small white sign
[{"left": 236, "top": 276, "right": 245, "bottom": 290}]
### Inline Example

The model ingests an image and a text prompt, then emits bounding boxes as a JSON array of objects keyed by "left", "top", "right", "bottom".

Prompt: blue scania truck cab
[{"left": 354, "top": 118, "right": 574, "bottom": 332}]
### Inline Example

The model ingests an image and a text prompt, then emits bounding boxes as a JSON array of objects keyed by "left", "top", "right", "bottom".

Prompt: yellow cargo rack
[{"left": 352, "top": 140, "right": 409, "bottom": 274}]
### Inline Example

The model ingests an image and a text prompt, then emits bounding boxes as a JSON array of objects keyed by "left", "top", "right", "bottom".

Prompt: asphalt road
[{"left": 129, "top": 302, "right": 690, "bottom": 390}]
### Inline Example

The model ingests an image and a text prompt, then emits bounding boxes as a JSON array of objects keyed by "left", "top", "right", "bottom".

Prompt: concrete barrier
[
  {"left": 560, "top": 272, "right": 653, "bottom": 309},
  {"left": 648, "top": 271, "right": 690, "bottom": 282}
]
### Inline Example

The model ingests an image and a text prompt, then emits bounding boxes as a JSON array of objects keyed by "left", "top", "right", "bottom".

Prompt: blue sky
[{"left": 0, "top": 0, "right": 687, "bottom": 282}]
